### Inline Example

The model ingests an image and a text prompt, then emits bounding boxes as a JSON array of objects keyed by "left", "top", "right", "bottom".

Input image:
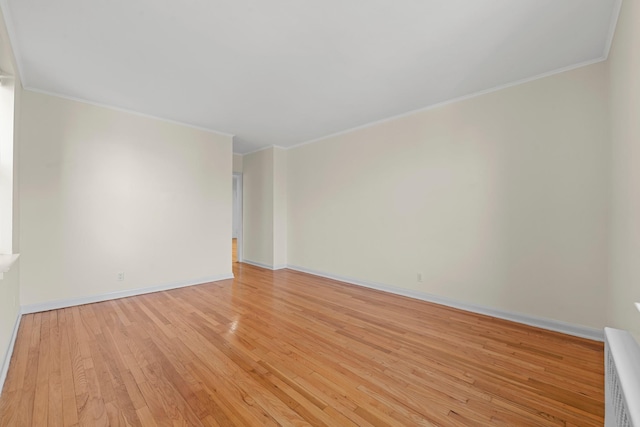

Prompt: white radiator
[{"left": 605, "top": 327, "right": 640, "bottom": 427}]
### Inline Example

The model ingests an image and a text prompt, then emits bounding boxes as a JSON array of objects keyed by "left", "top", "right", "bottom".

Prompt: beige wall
[
  {"left": 287, "top": 62, "right": 610, "bottom": 329},
  {"left": 243, "top": 148, "right": 274, "bottom": 266},
  {"left": 242, "top": 147, "right": 287, "bottom": 268},
  {"left": 233, "top": 153, "right": 243, "bottom": 173},
  {"left": 19, "top": 90, "right": 233, "bottom": 307},
  {"left": 608, "top": 0, "right": 640, "bottom": 338},
  {"left": 273, "top": 147, "right": 287, "bottom": 268}
]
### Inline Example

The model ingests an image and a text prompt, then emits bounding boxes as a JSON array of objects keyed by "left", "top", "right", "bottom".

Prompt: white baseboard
[
  {"left": 286, "top": 264, "right": 604, "bottom": 342},
  {"left": 242, "top": 259, "right": 287, "bottom": 271},
  {"left": 0, "top": 308, "right": 22, "bottom": 396},
  {"left": 21, "top": 273, "right": 234, "bottom": 314}
]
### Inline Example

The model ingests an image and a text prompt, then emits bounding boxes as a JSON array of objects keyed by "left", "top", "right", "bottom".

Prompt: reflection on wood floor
[{"left": 0, "top": 263, "right": 604, "bottom": 426}]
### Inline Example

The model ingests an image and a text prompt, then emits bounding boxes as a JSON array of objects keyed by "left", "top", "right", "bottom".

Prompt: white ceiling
[{"left": 1, "top": 0, "right": 621, "bottom": 153}]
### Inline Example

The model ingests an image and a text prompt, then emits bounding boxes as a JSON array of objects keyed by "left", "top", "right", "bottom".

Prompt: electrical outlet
[
  {"left": 417, "top": 273, "right": 423, "bottom": 283},
  {"left": 117, "top": 272, "right": 125, "bottom": 281}
]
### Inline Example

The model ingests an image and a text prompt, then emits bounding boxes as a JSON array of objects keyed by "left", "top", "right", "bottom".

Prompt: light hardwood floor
[
  {"left": 0, "top": 263, "right": 604, "bottom": 426},
  {"left": 232, "top": 238, "right": 238, "bottom": 263}
]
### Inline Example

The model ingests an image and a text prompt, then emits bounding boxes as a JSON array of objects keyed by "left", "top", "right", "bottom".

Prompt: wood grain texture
[{"left": 0, "top": 263, "right": 604, "bottom": 426}]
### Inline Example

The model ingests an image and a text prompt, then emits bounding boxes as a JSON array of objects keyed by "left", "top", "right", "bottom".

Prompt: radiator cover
[{"left": 605, "top": 327, "right": 640, "bottom": 427}]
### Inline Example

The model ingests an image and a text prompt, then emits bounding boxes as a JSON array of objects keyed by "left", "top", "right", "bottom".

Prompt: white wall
[
  {"left": 608, "top": 0, "right": 640, "bottom": 339},
  {"left": 19, "top": 90, "right": 233, "bottom": 307},
  {"left": 287, "top": 62, "right": 610, "bottom": 329}
]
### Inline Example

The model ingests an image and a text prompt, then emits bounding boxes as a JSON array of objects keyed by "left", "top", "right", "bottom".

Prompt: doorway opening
[{"left": 232, "top": 173, "right": 243, "bottom": 264}]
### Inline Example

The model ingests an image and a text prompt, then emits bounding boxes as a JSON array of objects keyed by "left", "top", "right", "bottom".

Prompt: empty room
[{"left": 0, "top": 0, "right": 639, "bottom": 426}]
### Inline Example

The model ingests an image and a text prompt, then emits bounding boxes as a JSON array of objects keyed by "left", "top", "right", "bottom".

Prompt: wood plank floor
[{"left": 0, "top": 263, "right": 604, "bottom": 426}]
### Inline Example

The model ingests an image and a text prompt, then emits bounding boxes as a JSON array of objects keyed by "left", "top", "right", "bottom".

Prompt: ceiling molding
[
  {"left": 285, "top": 56, "right": 607, "bottom": 153},
  {"left": 24, "top": 86, "right": 235, "bottom": 139}
]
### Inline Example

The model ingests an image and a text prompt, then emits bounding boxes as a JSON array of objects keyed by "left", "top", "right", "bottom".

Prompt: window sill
[{"left": 0, "top": 254, "right": 19, "bottom": 279}]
